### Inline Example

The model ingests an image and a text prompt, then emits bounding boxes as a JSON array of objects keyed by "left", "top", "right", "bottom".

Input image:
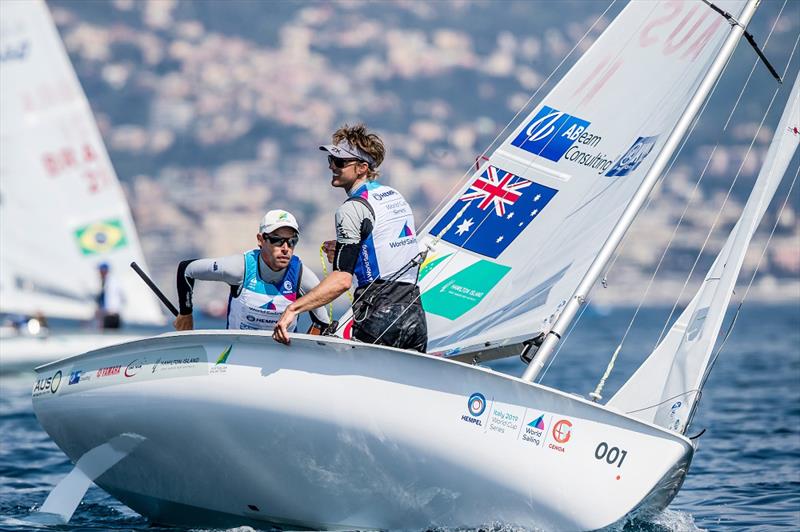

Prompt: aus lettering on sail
[{"left": 573, "top": 0, "right": 730, "bottom": 106}]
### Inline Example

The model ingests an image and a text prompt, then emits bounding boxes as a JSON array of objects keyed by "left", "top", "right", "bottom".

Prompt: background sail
[
  {"left": 608, "top": 73, "right": 799, "bottom": 432},
  {"left": 417, "top": 0, "right": 748, "bottom": 355},
  {"left": 0, "top": 0, "right": 163, "bottom": 324}
]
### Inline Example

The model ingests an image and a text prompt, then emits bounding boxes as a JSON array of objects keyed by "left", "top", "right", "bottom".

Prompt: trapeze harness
[{"left": 345, "top": 182, "right": 427, "bottom": 352}]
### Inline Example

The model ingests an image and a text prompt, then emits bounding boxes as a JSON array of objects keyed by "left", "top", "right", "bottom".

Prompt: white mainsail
[
  {"left": 0, "top": 0, "right": 163, "bottom": 324},
  {"left": 608, "top": 73, "right": 800, "bottom": 432},
  {"left": 418, "top": 0, "right": 749, "bottom": 356}
]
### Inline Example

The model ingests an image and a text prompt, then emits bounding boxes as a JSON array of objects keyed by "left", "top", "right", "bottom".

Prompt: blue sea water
[{"left": 0, "top": 304, "right": 798, "bottom": 531}]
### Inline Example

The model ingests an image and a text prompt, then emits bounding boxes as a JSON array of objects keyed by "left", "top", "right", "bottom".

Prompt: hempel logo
[
  {"left": 460, "top": 392, "right": 486, "bottom": 427},
  {"left": 372, "top": 190, "right": 398, "bottom": 201}
]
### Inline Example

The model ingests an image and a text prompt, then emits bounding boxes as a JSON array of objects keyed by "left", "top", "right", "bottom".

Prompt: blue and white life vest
[
  {"left": 350, "top": 181, "right": 419, "bottom": 288},
  {"left": 227, "top": 250, "right": 302, "bottom": 331}
]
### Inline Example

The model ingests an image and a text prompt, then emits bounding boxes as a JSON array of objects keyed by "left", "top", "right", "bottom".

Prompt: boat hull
[
  {"left": 32, "top": 331, "right": 693, "bottom": 530},
  {"left": 0, "top": 332, "right": 144, "bottom": 374}
]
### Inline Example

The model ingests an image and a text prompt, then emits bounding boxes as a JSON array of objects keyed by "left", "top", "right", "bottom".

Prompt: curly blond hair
[{"left": 331, "top": 123, "right": 385, "bottom": 181}]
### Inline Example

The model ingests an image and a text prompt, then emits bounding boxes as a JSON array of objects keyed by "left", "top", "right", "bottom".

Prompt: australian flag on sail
[{"left": 430, "top": 165, "right": 558, "bottom": 259}]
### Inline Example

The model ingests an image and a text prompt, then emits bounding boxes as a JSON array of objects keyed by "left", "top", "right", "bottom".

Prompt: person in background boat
[
  {"left": 96, "top": 262, "right": 123, "bottom": 330},
  {"left": 273, "top": 123, "right": 427, "bottom": 352},
  {"left": 173, "top": 209, "right": 330, "bottom": 333}
]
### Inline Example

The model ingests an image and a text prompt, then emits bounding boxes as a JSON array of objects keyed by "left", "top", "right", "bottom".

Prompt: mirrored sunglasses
[
  {"left": 263, "top": 234, "right": 298, "bottom": 248},
  {"left": 328, "top": 154, "right": 363, "bottom": 169}
]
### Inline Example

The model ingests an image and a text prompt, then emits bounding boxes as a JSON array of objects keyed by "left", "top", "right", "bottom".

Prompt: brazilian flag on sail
[{"left": 74, "top": 218, "right": 128, "bottom": 255}]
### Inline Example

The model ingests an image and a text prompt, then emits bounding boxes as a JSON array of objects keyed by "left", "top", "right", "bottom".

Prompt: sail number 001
[{"left": 594, "top": 442, "right": 628, "bottom": 468}]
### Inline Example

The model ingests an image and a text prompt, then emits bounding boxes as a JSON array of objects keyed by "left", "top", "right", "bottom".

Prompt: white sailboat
[
  {"left": 28, "top": 0, "right": 798, "bottom": 530},
  {"left": 0, "top": 0, "right": 164, "bottom": 371}
]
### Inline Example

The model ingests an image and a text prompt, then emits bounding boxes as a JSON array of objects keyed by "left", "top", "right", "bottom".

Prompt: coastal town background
[{"left": 45, "top": 0, "right": 800, "bottom": 314}]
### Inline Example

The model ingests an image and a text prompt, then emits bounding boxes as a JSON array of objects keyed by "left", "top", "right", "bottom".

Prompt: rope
[
  {"left": 589, "top": 1, "right": 790, "bottom": 399},
  {"left": 655, "top": 6, "right": 793, "bottom": 346},
  {"left": 318, "top": 244, "right": 351, "bottom": 323},
  {"left": 415, "top": 0, "right": 620, "bottom": 232},
  {"left": 701, "top": 164, "right": 800, "bottom": 391},
  {"left": 359, "top": 1, "right": 622, "bottom": 350}
]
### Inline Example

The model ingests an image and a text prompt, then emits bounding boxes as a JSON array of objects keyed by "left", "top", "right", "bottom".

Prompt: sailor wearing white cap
[{"left": 174, "top": 209, "right": 330, "bottom": 333}]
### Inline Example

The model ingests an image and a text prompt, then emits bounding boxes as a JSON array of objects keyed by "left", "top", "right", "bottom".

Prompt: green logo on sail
[
  {"left": 74, "top": 218, "right": 128, "bottom": 255},
  {"left": 216, "top": 345, "right": 233, "bottom": 365},
  {"left": 418, "top": 253, "right": 453, "bottom": 281},
  {"left": 421, "top": 260, "right": 511, "bottom": 320}
]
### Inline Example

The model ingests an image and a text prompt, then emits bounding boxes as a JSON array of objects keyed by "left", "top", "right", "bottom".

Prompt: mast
[{"left": 521, "top": 0, "right": 761, "bottom": 383}]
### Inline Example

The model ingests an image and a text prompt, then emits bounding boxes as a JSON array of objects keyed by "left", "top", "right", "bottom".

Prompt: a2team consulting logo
[
  {"left": 511, "top": 106, "right": 591, "bottom": 161},
  {"left": 467, "top": 392, "right": 486, "bottom": 417}
]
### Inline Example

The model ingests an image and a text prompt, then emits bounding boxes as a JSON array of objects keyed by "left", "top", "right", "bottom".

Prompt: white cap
[
  {"left": 319, "top": 140, "right": 377, "bottom": 169},
  {"left": 259, "top": 209, "right": 299, "bottom": 234}
]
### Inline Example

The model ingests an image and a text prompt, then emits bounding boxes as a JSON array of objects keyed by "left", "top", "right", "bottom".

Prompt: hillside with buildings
[{"left": 48, "top": 0, "right": 799, "bottom": 309}]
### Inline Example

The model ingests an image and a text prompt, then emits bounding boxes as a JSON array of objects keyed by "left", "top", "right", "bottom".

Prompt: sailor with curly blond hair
[{"left": 273, "top": 124, "right": 427, "bottom": 352}]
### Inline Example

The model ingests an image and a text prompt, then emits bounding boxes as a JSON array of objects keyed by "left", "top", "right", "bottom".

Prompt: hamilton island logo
[{"left": 210, "top": 345, "right": 233, "bottom": 374}]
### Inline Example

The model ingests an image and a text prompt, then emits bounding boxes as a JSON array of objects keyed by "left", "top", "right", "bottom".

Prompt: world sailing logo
[
  {"left": 511, "top": 106, "right": 591, "bottom": 161},
  {"left": 521, "top": 413, "right": 548, "bottom": 446},
  {"left": 389, "top": 222, "right": 416, "bottom": 248},
  {"left": 528, "top": 414, "right": 545, "bottom": 430},
  {"left": 397, "top": 222, "right": 414, "bottom": 238}
]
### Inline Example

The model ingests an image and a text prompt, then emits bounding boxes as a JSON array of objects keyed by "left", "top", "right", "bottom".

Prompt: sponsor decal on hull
[
  {"left": 32, "top": 370, "right": 62, "bottom": 398},
  {"left": 58, "top": 347, "right": 209, "bottom": 396},
  {"left": 456, "top": 393, "right": 578, "bottom": 454},
  {"left": 460, "top": 392, "right": 487, "bottom": 427},
  {"left": 210, "top": 345, "right": 233, "bottom": 375}
]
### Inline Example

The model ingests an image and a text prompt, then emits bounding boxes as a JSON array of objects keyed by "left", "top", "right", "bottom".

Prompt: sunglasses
[
  {"left": 263, "top": 234, "right": 298, "bottom": 248},
  {"left": 328, "top": 154, "right": 363, "bottom": 169}
]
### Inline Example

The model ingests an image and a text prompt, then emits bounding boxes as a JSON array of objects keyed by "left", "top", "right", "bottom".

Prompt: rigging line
[
  {"left": 594, "top": 9, "right": 790, "bottom": 396},
  {"left": 416, "top": 0, "right": 619, "bottom": 231},
  {"left": 701, "top": 0, "right": 784, "bottom": 82},
  {"left": 723, "top": 0, "right": 789, "bottom": 132},
  {"left": 737, "top": 168, "right": 799, "bottom": 306},
  {"left": 602, "top": 82, "right": 720, "bottom": 286},
  {"left": 655, "top": 30, "right": 800, "bottom": 345},
  {"left": 624, "top": 390, "right": 701, "bottom": 416},
  {"left": 690, "top": 167, "right": 799, "bottom": 426},
  {"left": 589, "top": 50, "right": 744, "bottom": 387},
  {"left": 599, "top": 0, "right": 757, "bottom": 286},
  {"left": 605, "top": 0, "right": 787, "bottom": 288},
  {"left": 536, "top": 294, "right": 593, "bottom": 383},
  {"left": 362, "top": 1, "right": 622, "bottom": 346}
]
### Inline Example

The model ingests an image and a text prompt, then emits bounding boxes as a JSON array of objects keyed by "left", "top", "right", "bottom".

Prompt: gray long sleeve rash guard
[{"left": 180, "top": 254, "right": 330, "bottom": 326}]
